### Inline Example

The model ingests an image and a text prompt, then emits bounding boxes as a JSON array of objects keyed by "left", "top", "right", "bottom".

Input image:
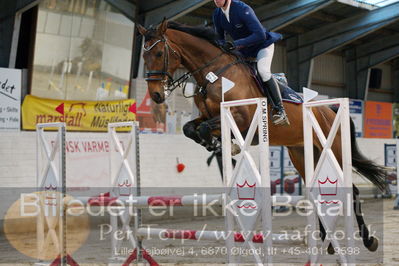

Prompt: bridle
[
  {"left": 144, "top": 35, "right": 228, "bottom": 98},
  {"left": 144, "top": 36, "right": 208, "bottom": 98},
  {"left": 143, "top": 32, "right": 244, "bottom": 118},
  {"left": 143, "top": 38, "right": 178, "bottom": 95}
]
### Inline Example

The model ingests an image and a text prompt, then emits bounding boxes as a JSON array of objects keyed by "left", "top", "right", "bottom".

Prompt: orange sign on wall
[{"left": 364, "top": 101, "right": 393, "bottom": 138}]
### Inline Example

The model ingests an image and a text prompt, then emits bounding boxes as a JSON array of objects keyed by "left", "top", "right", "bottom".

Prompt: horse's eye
[{"left": 156, "top": 51, "right": 163, "bottom": 57}]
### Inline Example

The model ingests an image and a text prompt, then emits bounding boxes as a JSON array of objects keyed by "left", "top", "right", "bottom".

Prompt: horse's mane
[
  {"left": 145, "top": 21, "right": 247, "bottom": 67},
  {"left": 166, "top": 21, "right": 219, "bottom": 47}
]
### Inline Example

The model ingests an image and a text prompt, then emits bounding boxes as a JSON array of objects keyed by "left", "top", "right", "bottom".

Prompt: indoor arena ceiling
[
  {"left": 121, "top": 0, "right": 399, "bottom": 52},
  {"left": 178, "top": 1, "right": 399, "bottom": 41}
]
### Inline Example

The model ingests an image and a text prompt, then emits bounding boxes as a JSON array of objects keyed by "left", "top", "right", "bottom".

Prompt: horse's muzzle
[{"left": 152, "top": 92, "right": 164, "bottom": 104}]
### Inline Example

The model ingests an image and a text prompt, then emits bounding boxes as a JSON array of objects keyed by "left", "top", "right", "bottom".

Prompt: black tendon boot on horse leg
[
  {"left": 183, "top": 120, "right": 203, "bottom": 145},
  {"left": 183, "top": 118, "right": 221, "bottom": 152},
  {"left": 263, "top": 77, "right": 290, "bottom": 126},
  {"left": 198, "top": 117, "right": 222, "bottom": 153}
]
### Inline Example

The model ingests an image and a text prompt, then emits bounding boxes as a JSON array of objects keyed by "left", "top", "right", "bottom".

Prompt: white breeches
[{"left": 256, "top": 43, "right": 274, "bottom": 82}]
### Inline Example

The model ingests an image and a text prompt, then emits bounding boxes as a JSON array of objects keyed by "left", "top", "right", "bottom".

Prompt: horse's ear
[
  {"left": 136, "top": 24, "right": 147, "bottom": 36},
  {"left": 157, "top": 18, "right": 168, "bottom": 35}
]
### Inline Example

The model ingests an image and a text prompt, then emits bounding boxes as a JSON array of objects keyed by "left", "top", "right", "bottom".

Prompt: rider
[{"left": 213, "top": 0, "right": 289, "bottom": 126}]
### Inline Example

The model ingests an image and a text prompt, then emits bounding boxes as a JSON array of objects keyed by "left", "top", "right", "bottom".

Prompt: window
[{"left": 31, "top": 0, "right": 134, "bottom": 101}]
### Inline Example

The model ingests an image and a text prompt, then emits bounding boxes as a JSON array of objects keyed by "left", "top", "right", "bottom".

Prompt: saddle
[{"left": 246, "top": 62, "right": 303, "bottom": 104}]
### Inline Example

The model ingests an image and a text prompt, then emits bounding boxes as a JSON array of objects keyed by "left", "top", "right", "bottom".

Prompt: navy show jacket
[{"left": 213, "top": 0, "right": 282, "bottom": 58}]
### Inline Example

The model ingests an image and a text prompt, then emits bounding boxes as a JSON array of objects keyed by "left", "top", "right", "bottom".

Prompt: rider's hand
[{"left": 222, "top": 41, "right": 235, "bottom": 51}]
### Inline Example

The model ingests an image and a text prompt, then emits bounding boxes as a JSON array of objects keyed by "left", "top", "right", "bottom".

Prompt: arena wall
[
  {"left": 0, "top": 132, "right": 222, "bottom": 188},
  {"left": 0, "top": 132, "right": 395, "bottom": 216},
  {"left": 0, "top": 132, "right": 394, "bottom": 188}
]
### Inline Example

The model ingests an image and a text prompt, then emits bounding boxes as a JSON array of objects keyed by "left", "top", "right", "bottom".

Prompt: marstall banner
[
  {"left": 22, "top": 95, "right": 136, "bottom": 131},
  {"left": 393, "top": 103, "right": 399, "bottom": 138},
  {"left": 364, "top": 101, "right": 393, "bottom": 138},
  {"left": 349, "top": 99, "right": 363, "bottom": 137}
]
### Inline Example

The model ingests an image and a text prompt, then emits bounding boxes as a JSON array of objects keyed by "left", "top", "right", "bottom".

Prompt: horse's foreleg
[
  {"left": 183, "top": 116, "right": 222, "bottom": 152},
  {"left": 198, "top": 116, "right": 242, "bottom": 155},
  {"left": 182, "top": 116, "right": 206, "bottom": 145},
  {"left": 198, "top": 116, "right": 221, "bottom": 152}
]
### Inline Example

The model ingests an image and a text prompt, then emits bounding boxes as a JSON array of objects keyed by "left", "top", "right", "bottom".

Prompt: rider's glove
[{"left": 222, "top": 41, "right": 235, "bottom": 51}]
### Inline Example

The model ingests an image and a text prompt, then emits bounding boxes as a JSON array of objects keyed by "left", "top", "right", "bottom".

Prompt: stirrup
[{"left": 272, "top": 110, "right": 290, "bottom": 126}]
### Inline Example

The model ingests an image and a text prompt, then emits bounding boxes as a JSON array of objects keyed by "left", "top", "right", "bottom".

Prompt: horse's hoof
[
  {"left": 327, "top": 243, "right": 335, "bottom": 255},
  {"left": 366, "top": 237, "right": 378, "bottom": 252},
  {"left": 231, "top": 143, "right": 241, "bottom": 156}
]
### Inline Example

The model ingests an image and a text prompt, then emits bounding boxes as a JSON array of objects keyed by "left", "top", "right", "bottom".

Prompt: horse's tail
[{"left": 331, "top": 106, "right": 388, "bottom": 192}]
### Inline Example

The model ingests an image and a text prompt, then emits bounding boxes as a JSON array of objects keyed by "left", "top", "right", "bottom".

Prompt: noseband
[{"left": 144, "top": 38, "right": 177, "bottom": 94}]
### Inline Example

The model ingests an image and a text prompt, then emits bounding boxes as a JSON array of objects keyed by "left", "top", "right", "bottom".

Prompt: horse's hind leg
[
  {"left": 315, "top": 107, "right": 379, "bottom": 251},
  {"left": 290, "top": 141, "right": 378, "bottom": 253},
  {"left": 286, "top": 147, "right": 305, "bottom": 179},
  {"left": 353, "top": 184, "right": 378, "bottom": 252},
  {"left": 287, "top": 146, "right": 335, "bottom": 253}
]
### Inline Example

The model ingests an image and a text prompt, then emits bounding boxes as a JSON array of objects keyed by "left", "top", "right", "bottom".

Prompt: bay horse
[{"left": 137, "top": 20, "right": 386, "bottom": 253}]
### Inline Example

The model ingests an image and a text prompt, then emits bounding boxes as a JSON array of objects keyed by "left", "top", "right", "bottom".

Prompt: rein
[
  {"left": 144, "top": 36, "right": 243, "bottom": 99},
  {"left": 144, "top": 34, "right": 246, "bottom": 118},
  {"left": 171, "top": 51, "right": 225, "bottom": 98}
]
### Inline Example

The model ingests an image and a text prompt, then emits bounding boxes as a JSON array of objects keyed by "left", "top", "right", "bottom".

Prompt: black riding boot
[{"left": 263, "top": 78, "right": 290, "bottom": 126}]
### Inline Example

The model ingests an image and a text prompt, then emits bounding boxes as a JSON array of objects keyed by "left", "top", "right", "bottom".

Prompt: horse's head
[{"left": 137, "top": 20, "right": 181, "bottom": 104}]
